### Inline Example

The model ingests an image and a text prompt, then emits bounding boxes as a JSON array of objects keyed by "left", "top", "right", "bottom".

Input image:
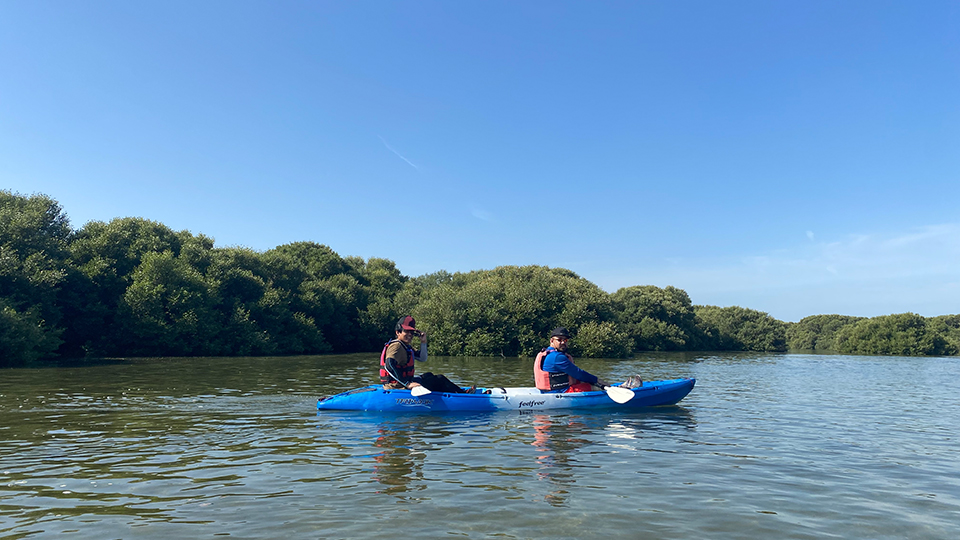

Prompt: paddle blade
[
  {"left": 410, "top": 386, "right": 432, "bottom": 397},
  {"left": 604, "top": 385, "right": 635, "bottom": 404}
]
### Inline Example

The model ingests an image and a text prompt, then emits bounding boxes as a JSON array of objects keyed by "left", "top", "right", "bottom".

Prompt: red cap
[{"left": 396, "top": 316, "right": 417, "bottom": 332}]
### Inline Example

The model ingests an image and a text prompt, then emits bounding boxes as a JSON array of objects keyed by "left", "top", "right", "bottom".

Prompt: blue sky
[{"left": 2, "top": 1, "right": 958, "bottom": 322}]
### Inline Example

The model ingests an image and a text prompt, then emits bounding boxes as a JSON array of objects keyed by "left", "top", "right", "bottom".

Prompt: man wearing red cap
[{"left": 379, "top": 315, "right": 473, "bottom": 393}]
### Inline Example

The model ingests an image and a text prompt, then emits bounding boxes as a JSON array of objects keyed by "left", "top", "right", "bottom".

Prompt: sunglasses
[
  {"left": 552, "top": 336, "right": 569, "bottom": 342},
  {"left": 401, "top": 329, "right": 421, "bottom": 336}
]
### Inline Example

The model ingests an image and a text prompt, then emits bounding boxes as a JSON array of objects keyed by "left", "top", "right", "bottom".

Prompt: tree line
[{"left": 2, "top": 191, "right": 958, "bottom": 367}]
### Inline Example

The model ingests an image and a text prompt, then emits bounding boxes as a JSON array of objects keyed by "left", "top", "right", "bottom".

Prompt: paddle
[
  {"left": 410, "top": 385, "right": 432, "bottom": 397},
  {"left": 601, "top": 384, "right": 635, "bottom": 404}
]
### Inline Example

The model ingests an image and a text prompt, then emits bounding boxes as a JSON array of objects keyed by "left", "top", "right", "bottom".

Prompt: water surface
[{"left": 1, "top": 353, "right": 957, "bottom": 539}]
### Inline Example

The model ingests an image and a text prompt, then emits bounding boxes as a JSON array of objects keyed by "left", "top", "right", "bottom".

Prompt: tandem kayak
[{"left": 317, "top": 377, "right": 695, "bottom": 412}]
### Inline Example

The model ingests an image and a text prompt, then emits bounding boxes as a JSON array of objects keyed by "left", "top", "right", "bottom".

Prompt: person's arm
[
  {"left": 414, "top": 333, "right": 428, "bottom": 362},
  {"left": 552, "top": 352, "right": 599, "bottom": 385}
]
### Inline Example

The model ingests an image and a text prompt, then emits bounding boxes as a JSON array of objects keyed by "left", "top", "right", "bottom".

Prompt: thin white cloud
[
  {"left": 378, "top": 135, "right": 419, "bottom": 170},
  {"left": 598, "top": 223, "right": 960, "bottom": 321},
  {"left": 708, "top": 224, "right": 959, "bottom": 287},
  {"left": 812, "top": 224, "right": 960, "bottom": 278},
  {"left": 471, "top": 208, "right": 495, "bottom": 222}
]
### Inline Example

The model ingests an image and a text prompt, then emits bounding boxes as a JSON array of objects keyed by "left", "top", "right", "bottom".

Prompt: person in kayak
[
  {"left": 534, "top": 327, "right": 609, "bottom": 393},
  {"left": 380, "top": 315, "right": 475, "bottom": 393}
]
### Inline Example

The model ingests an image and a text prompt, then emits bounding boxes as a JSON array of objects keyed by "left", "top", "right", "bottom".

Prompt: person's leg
[
  {"left": 435, "top": 374, "right": 474, "bottom": 393},
  {"left": 418, "top": 372, "right": 441, "bottom": 391}
]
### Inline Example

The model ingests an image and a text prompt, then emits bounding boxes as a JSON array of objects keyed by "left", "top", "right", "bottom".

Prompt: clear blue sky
[{"left": 2, "top": 1, "right": 958, "bottom": 322}]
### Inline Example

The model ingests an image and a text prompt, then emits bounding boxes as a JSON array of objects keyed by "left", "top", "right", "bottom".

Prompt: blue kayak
[{"left": 317, "top": 378, "right": 695, "bottom": 412}]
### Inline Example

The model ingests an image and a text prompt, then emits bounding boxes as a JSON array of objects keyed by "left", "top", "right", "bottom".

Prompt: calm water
[{"left": 1, "top": 353, "right": 957, "bottom": 539}]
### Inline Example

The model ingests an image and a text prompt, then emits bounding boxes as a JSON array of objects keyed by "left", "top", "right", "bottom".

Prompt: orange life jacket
[
  {"left": 379, "top": 339, "right": 416, "bottom": 385},
  {"left": 533, "top": 348, "right": 583, "bottom": 391}
]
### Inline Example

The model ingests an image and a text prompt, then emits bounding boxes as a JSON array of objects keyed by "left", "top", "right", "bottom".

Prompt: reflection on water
[
  {"left": 371, "top": 417, "right": 429, "bottom": 499},
  {"left": 530, "top": 408, "right": 697, "bottom": 507},
  {"left": 531, "top": 414, "right": 588, "bottom": 506},
  {"left": 2, "top": 353, "right": 958, "bottom": 539}
]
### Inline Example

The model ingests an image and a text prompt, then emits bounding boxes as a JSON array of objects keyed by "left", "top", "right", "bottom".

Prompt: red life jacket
[
  {"left": 533, "top": 348, "right": 583, "bottom": 391},
  {"left": 379, "top": 339, "right": 416, "bottom": 385}
]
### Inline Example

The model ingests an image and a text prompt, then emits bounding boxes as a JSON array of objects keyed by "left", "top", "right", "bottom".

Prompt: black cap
[
  {"left": 550, "top": 327, "right": 570, "bottom": 338},
  {"left": 396, "top": 316, "right": 417, "bottom": 332}
]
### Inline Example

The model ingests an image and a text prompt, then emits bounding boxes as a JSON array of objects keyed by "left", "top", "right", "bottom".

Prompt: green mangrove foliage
[
  {"left": 611, "top": 285, "right": 703, "bottom": 351},
  {"left": 0, "top": 192, "right": 70, "bottom": 364},
  {"left": 833, "top": 313, "right": 958, "bottom": 356},
  {"left": 928, "top": 315, "right": 960, "bottom": 353},
  {"left": 785, "top": 314, "right": 865, "bottom": 351},
  {"left": 1, "top": 190, "right": 958, "bottom": 366},
  {"left": 694, "top": 305, "right": 788, "bottom": 352},
  {"left": 412, "top": 265, "right": 632, "bottom": 358},
  {"left": 1, "top": 192, "right": 412, "bottom": 365}
]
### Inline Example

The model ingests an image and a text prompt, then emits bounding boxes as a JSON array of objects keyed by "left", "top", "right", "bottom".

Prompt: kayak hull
[{"left": 317, "top": 378, "right": 695, "bottom": 412}]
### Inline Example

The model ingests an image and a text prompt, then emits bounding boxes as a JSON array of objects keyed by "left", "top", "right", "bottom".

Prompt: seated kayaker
[
  {"left": 534, "top": 327, "right": 609, "bottom": 393},
  {"left": 380, "top": 316, "right": 475, "bottom": 394}
]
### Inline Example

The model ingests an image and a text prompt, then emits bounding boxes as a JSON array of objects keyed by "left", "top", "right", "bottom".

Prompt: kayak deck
[{"left": 317, "top": 378, "right": 695, "bottom": 412}]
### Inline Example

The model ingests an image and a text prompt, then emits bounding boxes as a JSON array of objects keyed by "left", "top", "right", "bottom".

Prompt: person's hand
[
  {"left": 596, "top": 378, "right": 609, "bottom": 388},
  {"left": 407, "top": 382, "right": 422, "bottom": 389},
  {"left": 419, "top": 331, "right": 428, "bottom": 344}
]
